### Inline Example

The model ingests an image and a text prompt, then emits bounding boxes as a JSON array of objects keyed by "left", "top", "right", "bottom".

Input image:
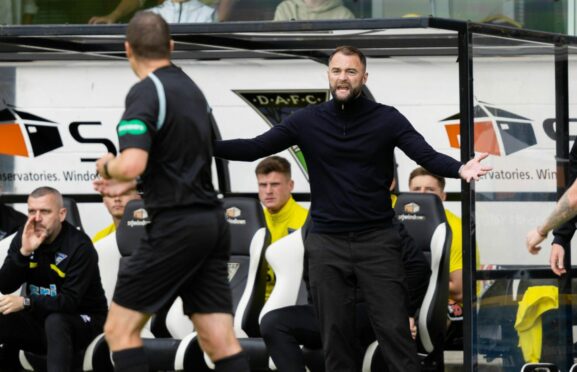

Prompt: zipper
[{"left": 341, "top": 103, "right": 347, "bottom": 135}]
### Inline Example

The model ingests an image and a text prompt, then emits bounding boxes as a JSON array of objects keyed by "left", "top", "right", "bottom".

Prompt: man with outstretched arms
[
  {"left": 93, "top": 12, "right": 249, "bottom": 372},
  {"left": 214, "top": 45, "right": 491, "bottom": 371},
  {"left": 0, "top": 186, "right": 107, "bottom": 372}
]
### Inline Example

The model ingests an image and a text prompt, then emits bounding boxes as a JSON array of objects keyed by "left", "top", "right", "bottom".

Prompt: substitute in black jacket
[{"left": 0, "top": 186, "right": 107, "bottom": 372}]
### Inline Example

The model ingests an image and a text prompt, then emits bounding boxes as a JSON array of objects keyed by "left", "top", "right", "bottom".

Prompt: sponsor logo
[
  {"left": 29, "top": 284, "right": 58, "bottom": 297},
  {"left": 127, "top": 208, "right": 150, "bottom": 227},
  {"left": 228, "top": 262, "right": 240, "bottom": 282},
  {"left": 398, "top": 202, "right": 425, "bottom": 222},
  {"left": 404, "top": 202, "right": 420, "bottom": 214},
  {"left": 127, "top": 219, "right": 150, "bottom": 227},
  {"left": 235, "top": 90, "right": 331, "bottom": 180},
  {"left": 118, "top": 120, "right": 147, "bottom": 136},
  {"left": 133, "top": 208, "right": 149, "bottom": 220},
  {"left": 0, "top": 104, "right": 117, "bottom": 162},
  {"left": 397, "top": 214, "right": 425, "bottom": 221},
  {"left": 441, "top": 101, "right": 537, "bottom": 156},
  {"left": 225, "top": 206, "right": 246, "bottom": 225},
  {"left": 226, "top": 207, "right": 241, "bottom": 218},
  {"left": 0, "top": 106, "right": 63, "bottom": 157},
  {"left": 54, "top": 252, "right": 67, "bottom": 266}
]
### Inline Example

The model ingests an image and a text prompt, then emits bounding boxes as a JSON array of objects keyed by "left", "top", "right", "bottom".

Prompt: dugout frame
[{"left": 2, "top": 17, "right": 577, "bottom": 371}]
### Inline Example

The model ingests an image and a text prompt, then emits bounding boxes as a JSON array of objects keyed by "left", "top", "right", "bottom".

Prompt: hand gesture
[
  {"left": 550, "top": 243, "right": 567, "bottom": 276},
  {"left": 93, "top": 178, "right": 137, "bottom": 197},
  {"left": 459, "top": 153, "right": 492, "bottom": 182},
  {"left": 409, "top": 317, "right": 417, "bottom": 340},
  {"left": 88, "top": 14, "right": 117, "bottom": 24},
  {"left": 21, "top": 215, "right": 47, "bottom": 256},
  {"left": 0, "top": 295, "right": 25, "bottom": 315},
  {"left": 96, "top": 153, "right": 115, "bottom": 180},
  {"left": 526, "top": 228, "right": 547, "bottom": 255}
]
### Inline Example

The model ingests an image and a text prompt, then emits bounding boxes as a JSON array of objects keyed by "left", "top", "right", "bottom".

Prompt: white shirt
[{"left": 149, "top": 0, "right": 215, "bottom": 23}]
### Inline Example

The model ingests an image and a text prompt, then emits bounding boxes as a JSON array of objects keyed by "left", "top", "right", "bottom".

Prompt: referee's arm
[{"left": 96, "top": 148, "right": 147, "bottom": 181}]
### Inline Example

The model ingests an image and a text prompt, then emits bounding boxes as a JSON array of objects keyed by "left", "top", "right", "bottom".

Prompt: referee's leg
[
  {"left": 104, "top": 302, "right": 150, "bottom": 372},
  {"left": 191, "top": 312, "right": 249, "bottom": 371}
]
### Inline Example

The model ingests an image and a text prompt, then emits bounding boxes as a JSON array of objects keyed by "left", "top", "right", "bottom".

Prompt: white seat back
[
  {"left": 93, "top": 233, "right": 121, "bottom": 305},
  {"left": 0, "top": 233, "right": 19, "bottom": 295},
  {"left": 259, "top": 228, "right": 305, "bottom": 323}
]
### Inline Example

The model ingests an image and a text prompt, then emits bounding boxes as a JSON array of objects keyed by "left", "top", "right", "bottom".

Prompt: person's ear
[
  {"left": 169, "top": 39, "right": 175, "bottom": 52},
  {"left": 59, "top": 208, "right": 67, "bottom": 223},
  {"left": 124, "top": 41, "right": 132, "bottom": 58},
  {"left": 289, "top": 179, "right": 294, "bottom": 192}
]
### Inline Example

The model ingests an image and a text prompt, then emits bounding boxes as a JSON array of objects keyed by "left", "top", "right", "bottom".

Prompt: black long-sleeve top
[
  {"left": 215, "top": 96, "right": 462, "bottom": 233},
  {"left": 552, "top": 140, "right": 577, "bottom": 247},
  {"left": 0, "top": 222, "right": 108, "bottom": 318}
]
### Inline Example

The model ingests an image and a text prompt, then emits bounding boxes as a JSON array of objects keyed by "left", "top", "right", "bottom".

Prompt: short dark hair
[
  {"left": 255, "top": 156, "right": 291, "bottom": 178},
  {"left": 29, "top": 186, "right": 64, "bottom": 207},
  {"left": 408, "top": 167, "right": 446, "bottom": 191},
  {"left": 126, "top": 11, "right": 171, "bottom": 60},
  {"left": 329, "top": 45, "right": 366, "bottom": 70}
]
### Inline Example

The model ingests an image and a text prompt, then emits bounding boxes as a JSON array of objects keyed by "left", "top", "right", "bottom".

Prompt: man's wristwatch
[{"left": 23, "top": 296, "right": 31, "bottom": 309}]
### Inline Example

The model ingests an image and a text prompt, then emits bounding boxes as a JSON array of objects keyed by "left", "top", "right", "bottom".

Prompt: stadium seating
[{"left": 231, "top": 227, "right": 308, "bottom": 371}]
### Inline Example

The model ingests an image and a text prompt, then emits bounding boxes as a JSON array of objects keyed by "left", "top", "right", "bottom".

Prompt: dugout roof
[{"left": 1, "top": 17, "right": 577, "bottom": 62}]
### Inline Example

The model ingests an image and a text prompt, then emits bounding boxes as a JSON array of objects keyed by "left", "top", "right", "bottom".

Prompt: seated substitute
[
  {"left": 88, "top": 0, "right": 235, "bottom": 23},
  {"left": 0, "top": 186, "right": 107, "bottom": 372},
  {"left": 92, "top": 189, "right": 140, "bottom": 243},
  {"left": 408, "top": 166, "right": 480, "bottom": 347},
  {"left": 260, "top": 177, "right": 431, "bottom": 372},
  {"left": 274, "top": 0, "right": 355, "bottom": 21},
  {"left": 255, "top": 156, "right": 308, "bottom": 301}
]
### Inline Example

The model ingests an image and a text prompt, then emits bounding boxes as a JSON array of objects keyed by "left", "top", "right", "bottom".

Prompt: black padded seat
[
  {"left": 63, "top": 196, "right": 83, "bottom": 231},
  {"left": 115, "top": 199, "right": 148, "bottom": 258}
]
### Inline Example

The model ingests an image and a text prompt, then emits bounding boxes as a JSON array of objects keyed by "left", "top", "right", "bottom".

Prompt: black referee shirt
[{"left": 117, "top": 64, "right": 219, "bottom": 211}]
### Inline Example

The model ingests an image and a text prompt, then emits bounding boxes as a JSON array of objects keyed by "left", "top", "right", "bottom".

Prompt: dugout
[{"left": 1, "top": 17, "right": 577, "bottom": 371}]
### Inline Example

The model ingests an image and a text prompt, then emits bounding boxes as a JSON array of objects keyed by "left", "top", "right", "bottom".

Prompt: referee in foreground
[{"left": 94, "top": 12, "right": 249, "bottom": 372}]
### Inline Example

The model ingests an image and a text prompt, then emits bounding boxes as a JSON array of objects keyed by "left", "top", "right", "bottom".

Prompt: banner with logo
[{"left": 0, "top": 58, "right": 572, "bottom": 198}]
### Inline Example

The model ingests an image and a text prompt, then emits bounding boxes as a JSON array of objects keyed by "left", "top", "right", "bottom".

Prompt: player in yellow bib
[
  {"left": 92, "top": 190, "right": 140, "bottom": 243},
  {"left": 255, "top": 156, "right": 308, "bottom": 300}
]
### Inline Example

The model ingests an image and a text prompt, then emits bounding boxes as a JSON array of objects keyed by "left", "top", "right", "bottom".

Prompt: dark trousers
[
  {"left": 0, "top": 311, "right": 104, "bottom": 372},
  {"left": 305, "top": 228, "right": 419, "bottom": 372},
  {"left": 260, "top": 303, "right": 376, "bottom": 372},
  {"left": 260, "top": 305, "right": 321, "bottom": 372}
]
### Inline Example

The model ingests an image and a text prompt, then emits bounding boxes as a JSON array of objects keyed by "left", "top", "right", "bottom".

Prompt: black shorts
[{"left": 113, "top": 206, "right": 232, "bottom": 315}]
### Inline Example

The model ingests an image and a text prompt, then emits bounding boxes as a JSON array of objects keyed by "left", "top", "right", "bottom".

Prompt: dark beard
[{"left": 330, "top": 85, "right": 362, "bottom": 104}]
